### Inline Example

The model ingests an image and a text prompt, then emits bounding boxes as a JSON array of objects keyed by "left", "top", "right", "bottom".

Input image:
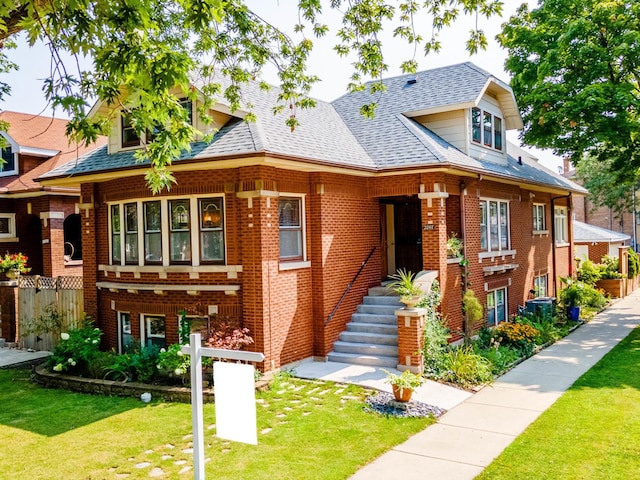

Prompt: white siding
[{"left": 415, "top": 111, "right": 467, "bottom": 151}]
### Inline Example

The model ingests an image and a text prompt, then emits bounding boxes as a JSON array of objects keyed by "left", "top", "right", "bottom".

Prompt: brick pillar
[
  {"left": 80, "top": 184, "right": 99, "bottom": 321},
  {"left": 395, "top": 307, "right": 426, "bottom": 373},
  {"left": 237, "top": 169, "right": 280, "bottom": 372}
]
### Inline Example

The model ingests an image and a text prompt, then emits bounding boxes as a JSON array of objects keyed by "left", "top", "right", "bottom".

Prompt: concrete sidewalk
[
  {"left": 349, "top": 289, "right": 640, "bottom": 480},
  {"left": 0, "top": 346, "right": 50, "bottom": 368}
]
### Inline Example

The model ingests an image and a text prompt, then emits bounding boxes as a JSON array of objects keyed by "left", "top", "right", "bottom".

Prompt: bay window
[
  {"left": 144, "top": 201, "right": 162, "bottom": 263},
  {"left": 124, "top": 203, "right": 139, "bottom": 264},
  {"left": 169, "top": 199, "right": 191, "bottom": 263},
  {"left": 199, "top": 198, "right": 225, "bottom": 263}
]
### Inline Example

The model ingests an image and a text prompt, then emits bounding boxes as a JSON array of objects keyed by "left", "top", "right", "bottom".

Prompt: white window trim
[
  {"left": 0, "top": 213, "right": 18, "bottom": 241},
  {"left": 117, "top": 311, "right": 131, "bottom": 354},
  {"left": 479, "top": 198, "right": 511, "bottom": 253},
  {"left": 533, "top": 203, "right": 546, "bottom": 232},
  {"left": 278, "top": 192, "right": 307, "bottom": 264},
  {"left": 487, "top": 287, "right": 508, "bottom": 326},
  {"left": 0, "top": 134, "right": 18, "bottom": 176},
  {"left": 471, "top": 107, "right": 504, "bottom": 152},
  {"left": 108, "top": 194, "right": 227, "bottom": 267},
  {"left": 554, "top": 206, "right": 569, "bottom": 245},
  {"left": 140, "top": 314, "right": 166, "bottom": 348},
  {"left": 534, "top": 274, "right": 548, "bottom": 298}
]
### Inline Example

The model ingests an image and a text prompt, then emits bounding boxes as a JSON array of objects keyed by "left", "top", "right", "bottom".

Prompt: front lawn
[
  {"left": 477, "top": 326, "right": 640, "bottom": 479},
  {"left": 0, "top": 370, "right": 432, "bottom": 479}
]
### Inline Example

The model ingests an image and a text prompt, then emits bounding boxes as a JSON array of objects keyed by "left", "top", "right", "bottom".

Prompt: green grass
[
  {"left": 477, "top": 326, "right": 640, "bottom": 480},
  {"left": 0, "top": 371, "right": 432, "bottom": 479}
]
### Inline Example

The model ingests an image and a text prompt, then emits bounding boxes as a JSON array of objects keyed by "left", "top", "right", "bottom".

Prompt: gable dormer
[{"left": 89, "top": 87, "right": 240, "bottom": 155}]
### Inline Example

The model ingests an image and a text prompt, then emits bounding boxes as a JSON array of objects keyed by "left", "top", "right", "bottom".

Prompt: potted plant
[
  {"left": 384, "top": 369, "right": 425, "bottom": 402},
  {"left": 446, "top": 233, "right": 464, "bottom": 259},
  {"left": 0, "top": 252, "right": 31, "bottom": 279},
  {"left": 558, "top": 277, "right": 584, "bottom": 321},
  {"left": 388, "top": 269, "right": 423, "bottom": 308}
]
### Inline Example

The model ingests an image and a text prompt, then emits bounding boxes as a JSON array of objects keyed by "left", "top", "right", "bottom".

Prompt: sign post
[{"left": 181, "top": 334, "right": 265, "bottom": 480}]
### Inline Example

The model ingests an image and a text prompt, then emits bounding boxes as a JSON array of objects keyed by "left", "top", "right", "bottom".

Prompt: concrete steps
[{"left": 327, "top": 287, "right": 401, "bottom": 368}]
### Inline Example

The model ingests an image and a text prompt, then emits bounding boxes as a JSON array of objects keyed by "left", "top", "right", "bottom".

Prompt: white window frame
[
  {"left": 479, "top": 198, "right": 511, "bottom": 253},
  {"left": 108, "top": 194, "right": 226, "bottom": 267},
  {"left": 140, "top": 314, "right": 166, "bottom": 349},
  {"left": 487, "top": 287, "right": 508, "bottom": 326},
  {"left": 533, "top": 203, "right": 547, "bottom": 232},
  {"left": 117, "top": 311, "right": 133, "bottom": 354},
  {"left": 534, "top": 275, "right": 548, "bottom": 298},
  {"left": 278, "top": 193, "right": 309, "bottom": 269},
  {"left": 554, "top": 207, "right": 569, "bottom": 245},
  {"left": 0, "top": 213, "right": 17, "bottom": 240},
  {"left": 471, "top": 107, "right": 504, "bottom": 152},
  {"left": 0, "top": 144, "right": 18, "bottom": 176}
]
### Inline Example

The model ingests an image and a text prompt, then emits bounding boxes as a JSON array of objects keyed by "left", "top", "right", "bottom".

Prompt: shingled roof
[
  {"left": 0, "top": 110, "right": 107, "bottom": 193},
  {"left": 39, "top": 62, "right": 585, "bottom": 194}
]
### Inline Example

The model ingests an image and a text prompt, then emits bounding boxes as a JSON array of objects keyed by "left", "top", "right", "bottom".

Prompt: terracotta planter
[{"left": 392, "top": 384, "right": 413, "bottom": 402}]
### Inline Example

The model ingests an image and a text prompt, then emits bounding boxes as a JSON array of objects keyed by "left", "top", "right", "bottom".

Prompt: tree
[
  {"left": 0, "top": 0, "right": 502, "bottom": 192},
  {"left": 499, "top": 1, "right": 640, "bottom": 182},
  {"left": 575, "top": 154, "right": 638, "bottom": 229}
]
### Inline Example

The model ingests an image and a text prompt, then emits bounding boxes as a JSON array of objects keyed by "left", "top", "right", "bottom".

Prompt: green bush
[
  {"left": 474, "top": 344, "right": 521, "bottom": 375},
  {"left": 577, "top": 259, "right": 601, "bottom": 286},
  {"left": 156, "top": 343, "right": 191, "bottom": 383},
  {"left": 103, "top": 344, "right": 160, "bottom": 383},
  {"left": 598, "top": 255, "right": 622, "bottom": 279},
  {"left": 47, "top": 324, "right": 103, "bottom": 376},
  {"left": 422, "top": 316, "right": 450, "bottom": 377},
  {"left": 438, "top": 346, "right": 493, "bottom": 387},
  {"left": 629, "top": 249, "right": 640, "bottom": 278},
  {"left": 86, "top": 351, "right": 117, "bottom": 379}
]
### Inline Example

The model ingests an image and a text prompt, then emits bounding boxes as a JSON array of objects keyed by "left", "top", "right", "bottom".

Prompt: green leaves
[
  {"left": 0, "top": 0, "right": 503, "bottom": 193},
  {"left": 500, "top": 0, "right": 640, "bottom": 182}
]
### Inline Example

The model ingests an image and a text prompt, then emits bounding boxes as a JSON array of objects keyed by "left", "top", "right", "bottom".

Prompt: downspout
[
  {"left": 551, "top": 192, "right": 572, "bottom": 297},
  {"left": 459, "top": 180, "right": 468, "bottom": 291}
]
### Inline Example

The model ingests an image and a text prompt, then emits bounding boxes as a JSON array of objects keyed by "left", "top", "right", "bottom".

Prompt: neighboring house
[
  {"left": 38, "top": 62, "right": 585, "bottom": 373},
  {"left": 0, "top": 111, "right": 107, "bottom": 276},
  {"left": 564, "top": 159, "right": 638, "bottom": 251},
  {"left": 573, "top": 220, "right": 630, "bottom": 262}
]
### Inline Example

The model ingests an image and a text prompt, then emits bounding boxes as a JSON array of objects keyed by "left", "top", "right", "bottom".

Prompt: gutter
[{"left": 551, "top": 192, "right": 572, "bottom": 297}]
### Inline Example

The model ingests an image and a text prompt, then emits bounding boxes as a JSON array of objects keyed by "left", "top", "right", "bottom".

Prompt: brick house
[
  {"left": 38, "top": 63, "right": 585, "bottom": 373},
  {"left": 0, "top": 111, "right": 106, "bottom": 342}
]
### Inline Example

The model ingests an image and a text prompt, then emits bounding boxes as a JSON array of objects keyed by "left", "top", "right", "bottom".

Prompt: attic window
[
  {"left": 471, "top": 107, "right": 503, "bottom": 151},
  {"left": 121, "top": 114, "right": 141, "bottom": 148},
  {"left": 0, "top": 146, "right": 16, "bottom": 175}
]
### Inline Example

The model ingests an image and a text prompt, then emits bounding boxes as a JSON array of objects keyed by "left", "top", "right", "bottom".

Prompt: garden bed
[{"left": 33, "top": 364, "right": 270, "bottom": 402}]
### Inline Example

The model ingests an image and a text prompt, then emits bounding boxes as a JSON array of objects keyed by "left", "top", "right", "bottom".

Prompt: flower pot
[
  {"left": 4, "top": 269, "right": 19, "bottom": 279},
  {"left": 399, "top": 296, "right": 421, "bottom": 309},
  {"left": 392, "top": 384, "right": 413, "bottom": 402},
  {"left": 567, "top": 306, "right": 580, "bottom": 322}
]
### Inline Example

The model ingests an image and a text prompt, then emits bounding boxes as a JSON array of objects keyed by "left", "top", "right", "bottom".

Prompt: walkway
[
  {"left": 0, "top": 346, "right": 50, "bottom": 368},
  {"left": 346, "top": 289, "right": 640, "bottom": 479}
]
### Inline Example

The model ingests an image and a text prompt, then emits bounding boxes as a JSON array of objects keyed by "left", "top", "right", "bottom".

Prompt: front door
[
  {"left": 394, "top": 200, "right": 422, "bottom": 274},
  {"left": 380, "top": 199, "right": 423, "bottom": 278}
]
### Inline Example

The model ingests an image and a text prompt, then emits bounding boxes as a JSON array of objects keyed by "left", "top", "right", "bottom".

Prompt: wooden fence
[{"left": 18, "top": 276, "right": 84, "bottom": 351}]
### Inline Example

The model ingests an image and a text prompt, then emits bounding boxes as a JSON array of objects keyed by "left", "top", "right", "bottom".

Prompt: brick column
[
  {"left": 0, "top": 281, "right": 18, "bottom": 343},
  {"left": 395, "top": 307, "right": 426, "bottom": 373}
]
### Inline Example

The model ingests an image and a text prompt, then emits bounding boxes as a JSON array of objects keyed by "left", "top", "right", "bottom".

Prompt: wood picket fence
[{"left": 18, "top": 276, "right": 84, "bottom": 351}]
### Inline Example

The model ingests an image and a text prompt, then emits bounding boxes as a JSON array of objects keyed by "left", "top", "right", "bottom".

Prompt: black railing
[{"left": 325, "top": 246, "right": 377, "bottom": 326}]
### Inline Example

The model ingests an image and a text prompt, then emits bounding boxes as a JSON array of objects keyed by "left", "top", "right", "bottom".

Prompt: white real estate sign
[{"left": 182, "top": 334, "right": 264, "bottom": 480}]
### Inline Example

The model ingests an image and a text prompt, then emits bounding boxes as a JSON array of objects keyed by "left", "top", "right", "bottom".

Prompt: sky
[{"left": 0, "top": 1, "right": 564, "bottom": 172}]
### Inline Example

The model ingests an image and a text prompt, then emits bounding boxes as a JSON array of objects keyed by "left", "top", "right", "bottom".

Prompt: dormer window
[
  {"left": 121, "top": 114, "right": 141, "bottom": 148},
  {"left": 0, "top": 146, "right": 17, "bottom": 175},
  {"left": 471, "top": 107, "right": 503, "bottom": 151}
]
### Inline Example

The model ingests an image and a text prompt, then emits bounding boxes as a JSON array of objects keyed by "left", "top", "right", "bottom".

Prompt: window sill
[
  {"left": 533, "top": 230, "right": 549, "bottom": 236},
  {"left": 279, "top": 261, "right": 311, "bottom": 271},
  {"left": 555, "top": 242, "right": 570, "bottom": 248},
  {"left": 478, "top": 250, "right": 516, "bottom": 262},
  {"left": 447, "top": 257, "right": 462, "bottom": 265},
  {"left": 0, "top": 237, "right": 19, "bottom": 243},
  {"left": 99, "top": 264, "right": 243, "bottom": 280},
  {"left": 96, "top": 281, "right": 240, "bottom": 296},
  {"left": 65, "top": 260, "right": 83, "bottom": 267},
  {"left": 483, "top": 263, "right": 519, "bottom": 276}
]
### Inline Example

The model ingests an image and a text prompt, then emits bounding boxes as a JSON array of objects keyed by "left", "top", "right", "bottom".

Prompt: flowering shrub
[
  {"left": 205, "top": 320, "right": 253, "bottom": 350},
  {"left": 157, "top": 344, "right": 190, "bottom": 378},
  {"left": 47, "top": 324, "right": 102, "bottom": 375},
  {"left": 0, "top": 252, "right": 31, "bottom": 274},
  {"left": 495, "top": 322, "right": 540, "bottom": 356}
]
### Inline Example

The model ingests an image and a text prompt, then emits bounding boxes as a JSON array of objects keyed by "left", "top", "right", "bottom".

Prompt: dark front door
[{"left": 394, "top": 200, "right": 422, "bottom": 273}]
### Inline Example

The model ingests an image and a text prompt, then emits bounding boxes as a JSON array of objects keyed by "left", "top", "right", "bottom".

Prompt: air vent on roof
[{"left": 406, "top": 77, "right": 417, "bottom": 85}]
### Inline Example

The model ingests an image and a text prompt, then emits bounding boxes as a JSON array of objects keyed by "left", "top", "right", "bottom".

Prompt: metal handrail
[{"left": 325, "top": 246, "right": 377, "bottom": 326}]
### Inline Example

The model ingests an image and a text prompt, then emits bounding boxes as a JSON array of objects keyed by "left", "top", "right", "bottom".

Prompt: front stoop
[{"left": 327, "top": 288, "right": 400, "bottom": 368}]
